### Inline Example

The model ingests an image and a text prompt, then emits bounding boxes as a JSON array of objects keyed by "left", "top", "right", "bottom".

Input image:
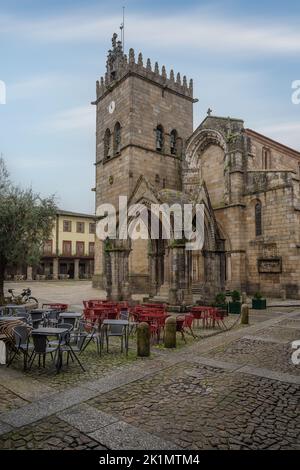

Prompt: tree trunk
[{"left": 0, "top": 260, "right": 6, "bottom": 303}]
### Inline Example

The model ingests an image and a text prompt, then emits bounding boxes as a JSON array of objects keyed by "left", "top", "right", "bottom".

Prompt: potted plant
[
  {"left": 252, "top": 292, "right": 267, "bottom": 310},
  {"left": 229, "top": 290, "right": 241, "bottom": 314},
  {"left": 215, "top": 292, "right": 228, "bottom": 312}
]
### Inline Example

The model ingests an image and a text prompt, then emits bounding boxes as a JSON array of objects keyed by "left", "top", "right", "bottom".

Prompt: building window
[
  {"left": 104, "top": 128, "right": 111, "bottom": 159},
  {"left": 76, "top": 221, "right": 85, "bottom": 233},
  {"left": 255, "top": 201, "right": 262, "bottom": 236},
  {"left": 43, "top": 240, "right": 53, "bottom": 255},
  {"left": 89, "top": 222, "right": 96, "bottom": 234},
  {"left": 170, "top": 129, "right": 177, "bottom": 155},
  {"left": 62, "top": 241, "right": 72, "bottom": 256},
  {"left": 156, "top": 125, "right": 164, "bottom": 152},
  {"left": 76, "top": 241, "right": 84, "bottom": 256},
  {"left": 262, "top": 147, "right": 270, "bottom": 169},
  {"left": 113, "top": 122, "right": 121, "bottom": 155},
  {"left": 63, "top": 220, "right": 72, "bottom": 232},
  {"left": 89, "top": 242, "right": 95, "bottom": 256}
]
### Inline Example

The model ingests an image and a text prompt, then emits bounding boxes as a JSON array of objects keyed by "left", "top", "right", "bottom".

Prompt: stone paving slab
[
  {"left": 0, "top": 384, "right": 28, "bottom": 413},
  {"left": 238, "top": 365, "right": 300, "bottom": 385},
  {"left": 0, "top": 386, "right": 98, "bottom": 430},
  {"left": 89, "top": 420, "right": 180, "bottom": 450},
  {"left": 59, "top": 403, "right": 118, "bottom": 433},
  {"left": 0, "top": 367, "right": 55, "bottom": 402},
  {"left": 185, "top": 355, "right": 243, "bottom": 371}
]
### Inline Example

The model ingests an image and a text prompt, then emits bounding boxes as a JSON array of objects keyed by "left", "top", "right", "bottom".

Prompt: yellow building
[
  {"left": 18, "top": 210, "right": 95, "bottom": 281},
  {"left": 34, "top": 210, "right": 96, "bottom": 280},
  {"left": 5, "top": 210, "right": 96, "bottom": 281}
]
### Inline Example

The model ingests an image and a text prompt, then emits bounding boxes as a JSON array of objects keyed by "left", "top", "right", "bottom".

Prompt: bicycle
[{"left": 7, "top": 288, "right": 38, "bottom": 305}]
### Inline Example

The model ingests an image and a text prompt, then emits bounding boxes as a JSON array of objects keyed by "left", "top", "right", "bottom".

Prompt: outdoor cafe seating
[{"left": 0, "top": 297, "right": 229, "bottom": 373}]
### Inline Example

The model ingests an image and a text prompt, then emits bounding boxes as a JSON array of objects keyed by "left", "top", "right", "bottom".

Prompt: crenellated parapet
[{"left": 95, "top": 33, "right": 194, "bottom": 101}]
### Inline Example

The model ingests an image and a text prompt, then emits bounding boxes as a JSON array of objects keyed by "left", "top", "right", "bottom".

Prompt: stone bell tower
[{"left": 92, "top": 33, "right": 196, "bottom": 289}]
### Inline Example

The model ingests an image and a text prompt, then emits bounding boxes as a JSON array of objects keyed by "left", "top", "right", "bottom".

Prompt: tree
[{"left": 0, "top": 158, "right": 57, "bottom": 302}]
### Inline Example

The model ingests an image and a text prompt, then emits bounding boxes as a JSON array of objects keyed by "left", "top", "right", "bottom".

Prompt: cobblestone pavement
[
  {"left": 0, "top": 416, "right": 106, "bottom": 450},
  {"left": 0, "top": 305, "right": 299, "bottom": 450},
  {"left": 206, "top": 338, "right": 300, "bottom": 375},
  {"left": 89, "top": 363, "right": 300, "bottom": 450}
]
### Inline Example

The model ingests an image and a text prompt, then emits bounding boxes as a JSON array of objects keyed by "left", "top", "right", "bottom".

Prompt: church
[{"left": 92, "top": 33, "right": 300, "bottom": 303}]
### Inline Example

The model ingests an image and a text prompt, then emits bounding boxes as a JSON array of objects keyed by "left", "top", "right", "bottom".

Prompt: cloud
[
  {"left": 1, "top": 9, "right": 300, "bottom": 56},
  {"left": 8, "top": 75, "right": 63, "bottom": 101},
  {"left": 257, "top": 121, "right": 300, "bottom": 150},
  {"left": 37, "top": 105, "right": 95, "bottom": 133}
]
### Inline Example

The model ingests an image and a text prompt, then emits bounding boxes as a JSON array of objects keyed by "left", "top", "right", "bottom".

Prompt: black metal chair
[
  {"left": 48, "top": 322, "right": 73, "bottom": 347},
  {"left": 58, "top": 316, "right": 77, "bottom": 329},
  {"left": 29, "top": 310, "right": 45, "bottom": 329},
  {"left": 28, "top": 334, "right": 58, "bottom": 369},
  {"left": 79, "top": 320, "right": 101, "bottom": 354},
  {"left": 102, "top": 323, "right": 126, "bottom": 354},
  {"left": 59, "top": 333, "right": 86, "bottom": 371},
  {"left": 46, "top": 310, "right": 60, "bottom": 327},
  {"left": 7, "top": 325, "right": 33, "bottom": 370}
]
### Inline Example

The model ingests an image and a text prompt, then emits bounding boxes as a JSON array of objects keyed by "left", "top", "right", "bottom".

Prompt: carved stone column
[
  {"left": 149, "top": 253, "right": 158, "bottom": 297},
  {"left": 93, "top": 238, "right": 106, "bottom": 289},
  {"left": 107, "top": 247, "right": 131, "bottom": 301},
  {"left": 168, "top": 243, "right": 193, "bottom": 306}
]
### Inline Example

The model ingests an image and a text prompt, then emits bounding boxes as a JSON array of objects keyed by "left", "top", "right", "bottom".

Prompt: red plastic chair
[
  {"left": 209, "top": 308, "right": 227, "bottom": 329},
  {"left": 184, "top": 313, "right": 196, "bottom": 337}
]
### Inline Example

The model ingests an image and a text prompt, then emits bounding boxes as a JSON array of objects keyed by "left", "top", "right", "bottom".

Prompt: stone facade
[{"left": 93, "top": 34, "right": 300, "bottom": 301}]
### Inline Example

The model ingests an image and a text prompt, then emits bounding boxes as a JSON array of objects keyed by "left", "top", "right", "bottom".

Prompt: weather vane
[{"left": 120, "top": 6, "right": 125, "bottom": 50}]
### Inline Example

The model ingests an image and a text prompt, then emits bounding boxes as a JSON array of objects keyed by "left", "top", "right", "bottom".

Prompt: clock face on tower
[{"left": 108, "top": 100, "right": 115, "bottom": 114}]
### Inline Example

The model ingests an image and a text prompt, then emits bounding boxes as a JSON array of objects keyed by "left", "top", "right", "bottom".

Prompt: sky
[{"left": 0, "top": 0, "right": 299, "bottom": 213}]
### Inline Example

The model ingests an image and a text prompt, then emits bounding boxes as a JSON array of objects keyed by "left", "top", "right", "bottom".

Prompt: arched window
[
  {"left": 104, "top": 129, "right": 111, "bottom": 159},
  {"left": 255, "top": 201, "right": 262, "bottom": 236},
  {"left": 170, "top": 129, "right": 177, "bottom": 155},
  {"left": 113, "top": 122, "right": 121, "bottom": 155},
  {"left": 156, "top": 125, "right": 164, "bottom": 152}
]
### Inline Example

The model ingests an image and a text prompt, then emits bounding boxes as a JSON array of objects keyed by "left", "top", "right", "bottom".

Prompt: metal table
[
  {"left": 31, "top": 327, "right": 69, "bottom": 372},
  {"left": 31, "top": 327, "right": 68, "bottom": 335}
]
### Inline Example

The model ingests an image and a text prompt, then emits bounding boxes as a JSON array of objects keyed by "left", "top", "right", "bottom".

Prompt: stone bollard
[
  {"left": 241, "top": 303, "right": 249, "bottom": 325},
  {"left": 137, "top": 322, "right": 150, "bottom": 357},
  {"left": 242, "top": 291, "right": 247, "bottom": 304},
  {"left": 164, "top": 316, "right": 177, "bottom": 348}
]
